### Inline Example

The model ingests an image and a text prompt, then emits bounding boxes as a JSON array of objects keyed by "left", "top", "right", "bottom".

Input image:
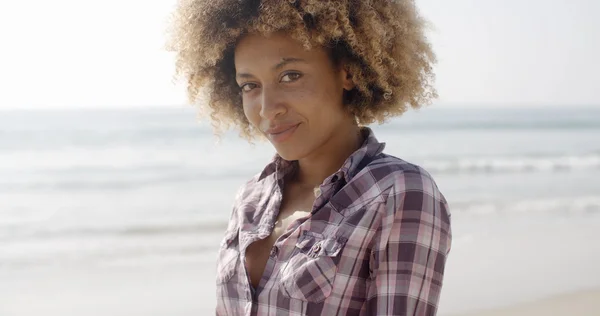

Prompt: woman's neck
[{"left": 294, "top": 123, "right": 363, "bottom": 189}]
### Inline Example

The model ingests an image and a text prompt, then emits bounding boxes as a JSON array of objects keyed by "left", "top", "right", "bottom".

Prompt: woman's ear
[{"left": 340, "top": 64, "right": 355, "bottom": 91}]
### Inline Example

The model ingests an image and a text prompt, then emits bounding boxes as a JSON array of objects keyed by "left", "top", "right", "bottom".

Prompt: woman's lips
[{"left": 265, "top": 123, "right": 300, "bottom": 143}]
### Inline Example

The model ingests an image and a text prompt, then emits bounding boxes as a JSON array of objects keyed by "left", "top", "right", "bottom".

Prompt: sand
[
  {"left": 2, "top": 263, "right": 599, "bottom": 316},
  {"left": 2, "top": 212, "right": 599, "bottom": 316},
  {"left": 0, "top": 263, "right": 217, "bottom": 316},
  {"left": 436, "top": 214, "right": 600, "bottom": 315},
  {"left": 454, "top": 288, "right": 600, "bottom": 316}
]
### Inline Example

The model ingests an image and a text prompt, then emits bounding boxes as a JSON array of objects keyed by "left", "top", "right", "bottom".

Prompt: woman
[{"left": 168, "top": 0, "right": 452, "bottom": 315}]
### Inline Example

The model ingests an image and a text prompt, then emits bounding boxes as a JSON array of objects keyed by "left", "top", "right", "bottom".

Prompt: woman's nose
[{"left": 259, "top": 87, "right": 287, "bottom": 120}]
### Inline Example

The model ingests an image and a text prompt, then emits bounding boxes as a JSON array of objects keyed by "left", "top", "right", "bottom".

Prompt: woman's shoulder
[
  {"left": 232, "top": 172, "right": 264, "bottom": 203},
  {"left": 350, "top": 153, "right": 451, "bottom": 240},
  {"left": 357, "top": 153, "right": 447, "bottom": 205},
  {"left": 224, "top": 173, "right": 265, "bottom": 232}
]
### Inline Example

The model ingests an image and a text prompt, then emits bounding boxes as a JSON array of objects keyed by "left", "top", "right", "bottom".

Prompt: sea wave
[
  {"left": 385, "top": 120, "right": 600, "bottom": 130},
  {"left": 2, "top": 196, "right": 599, "bottom": 269},
  {"left": 452, "top": 196, "right": 600, "bottom": 216},
  {"left": 2, "top": 154, "right": 599, "bottom": 192},
  {"left": 4, "top": 196, "right": 599, "bottom": 242},
  {"left": 0, "top": 221, "right": 228, "bottom": 242},
  {"left": 0, "top": 243, "right": 216, "bottom": 270},
  {"left": 0, "top": 169, "right": 249, "bottom": 192},
  {"left": 424, "top": 154, "right": 600, "bottom": 174},
  {"left": 69, "top": 222, "right": 224, "bottom": 237}
]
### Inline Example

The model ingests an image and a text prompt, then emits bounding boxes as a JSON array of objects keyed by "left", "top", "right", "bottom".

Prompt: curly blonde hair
[{"left": 166, "top": 0, "right": 437, "bottom": 138}]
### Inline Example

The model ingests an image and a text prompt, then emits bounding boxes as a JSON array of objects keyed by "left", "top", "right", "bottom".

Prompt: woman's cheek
[{"left": 242, "top": 97, "right": 261, "bottom": 125}]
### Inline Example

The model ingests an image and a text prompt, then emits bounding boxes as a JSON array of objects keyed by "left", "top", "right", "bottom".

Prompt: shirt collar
[{"left": 258, "top": 127, "right": 385, "bottom": 184}]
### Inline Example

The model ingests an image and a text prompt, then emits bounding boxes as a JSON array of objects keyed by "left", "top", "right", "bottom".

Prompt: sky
[{"left": 0, "top": 0, "right": 598, "bottom": 109}]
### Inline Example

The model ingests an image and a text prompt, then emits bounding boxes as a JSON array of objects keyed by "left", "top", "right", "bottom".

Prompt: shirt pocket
[
  {"left": 280, "top": 231, "right": 347, "bottom": 302},
  {"left": 216, "top": 229, "right": 240, "bottom": 284}
]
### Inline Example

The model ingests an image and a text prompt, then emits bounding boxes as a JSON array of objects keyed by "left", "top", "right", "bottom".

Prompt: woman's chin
[{"left": 272, "top": 143, "right": 308, "bottom": 162}]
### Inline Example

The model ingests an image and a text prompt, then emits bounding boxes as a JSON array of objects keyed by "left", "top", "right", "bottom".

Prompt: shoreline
[
  {"left": 451, "top": 288, "right": 600, "bottom": 316},
  {"left": 1, "top": 264, "right": 599, "bottom": 316}
]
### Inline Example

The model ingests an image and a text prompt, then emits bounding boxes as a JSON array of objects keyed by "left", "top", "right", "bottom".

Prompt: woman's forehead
[{"left": 234, "top": 33, "right": 328, "bottom": 65}]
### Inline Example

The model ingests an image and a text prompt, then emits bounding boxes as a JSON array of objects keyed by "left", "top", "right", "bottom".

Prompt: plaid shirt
[{"left": 216, "top": 127, "right": 452, "bottom": 316}]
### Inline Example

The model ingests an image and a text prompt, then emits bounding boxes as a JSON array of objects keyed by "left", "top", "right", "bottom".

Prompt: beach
[
  {"left": 0, "top": 264, "right": 216, "bottom": 316},
  {"left": 454, "top": 289, "right": 600, "bottom": 316},
  {"left": 2, "top": 106, "right": 600, "bottom": 315},
  {"left": 439, "top": 208, "right": 600, "bottom": 315},
  {"left": 2, "top": 275, "right": 599, "bottom": 316},
  {"left": 2, "top": 269, "right": 599, "bottom": 316},
  {"left": 2, "top": 210, "right": 599, "bottom": 315},
  {"left": 2, "top": 273, "right": 599, "bottom": 316}
]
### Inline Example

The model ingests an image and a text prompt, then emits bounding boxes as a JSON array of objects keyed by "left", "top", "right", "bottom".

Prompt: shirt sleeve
[{"left": 365, "top": 171, "right": 452, "bottom": 316}]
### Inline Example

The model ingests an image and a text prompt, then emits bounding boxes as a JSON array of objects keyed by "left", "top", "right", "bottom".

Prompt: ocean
[{"left": 1, "top": 105, "right": 600, "bottom": 315}]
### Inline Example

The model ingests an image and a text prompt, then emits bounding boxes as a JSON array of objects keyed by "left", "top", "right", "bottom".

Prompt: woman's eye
[
  {"left": 281, "top": 72, "right": 302, "bottom": 83},
  {"left": 240, "top": 83, "right": 257, "bottom": 92}
]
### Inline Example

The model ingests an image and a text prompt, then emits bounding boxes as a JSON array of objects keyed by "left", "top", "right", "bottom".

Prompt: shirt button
[
  {"left": 270, "top": 246, "right": 279, "bottom": 258},
  {"left": 313, "top": 187, "right": 321, "bottom": 197},
  {"left": 312, "top": 243, "right": 321, "bottom": 253}
]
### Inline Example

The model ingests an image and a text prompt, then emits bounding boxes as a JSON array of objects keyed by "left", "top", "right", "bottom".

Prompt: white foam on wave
[
  {"left": 424, "top": 154, "right": 600, "bottom": 174},
  {"left": 453, "top": 196, "right": 600, "bottom": 216}
]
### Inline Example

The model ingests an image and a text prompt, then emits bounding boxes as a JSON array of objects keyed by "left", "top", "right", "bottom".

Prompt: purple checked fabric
[{"left": 216, "top": 127, "right": 452, "bottom": 316}]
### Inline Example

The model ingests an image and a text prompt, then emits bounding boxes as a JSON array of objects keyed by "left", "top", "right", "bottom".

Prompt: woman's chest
[
  {"left": 245, "top": 208, "right": 311, "bottom": 288},
  {"left": 217, "top": 199, "right": 383, "bottom": 314}
]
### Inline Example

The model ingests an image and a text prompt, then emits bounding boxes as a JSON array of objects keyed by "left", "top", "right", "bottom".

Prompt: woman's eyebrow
[
  {"left": 236, "top": 73, "right": 254, "bottom": 80},
  {"left": 236, "top": 57, "right": 307, "bottom": 80},
  {"left": 273, "top": 57, "right": 307, "bottom": 70}
]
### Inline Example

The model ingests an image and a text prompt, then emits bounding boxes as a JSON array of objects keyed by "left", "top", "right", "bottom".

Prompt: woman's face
[{"left": 234, "top": 32, "right": 355, "bottom": 161}]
